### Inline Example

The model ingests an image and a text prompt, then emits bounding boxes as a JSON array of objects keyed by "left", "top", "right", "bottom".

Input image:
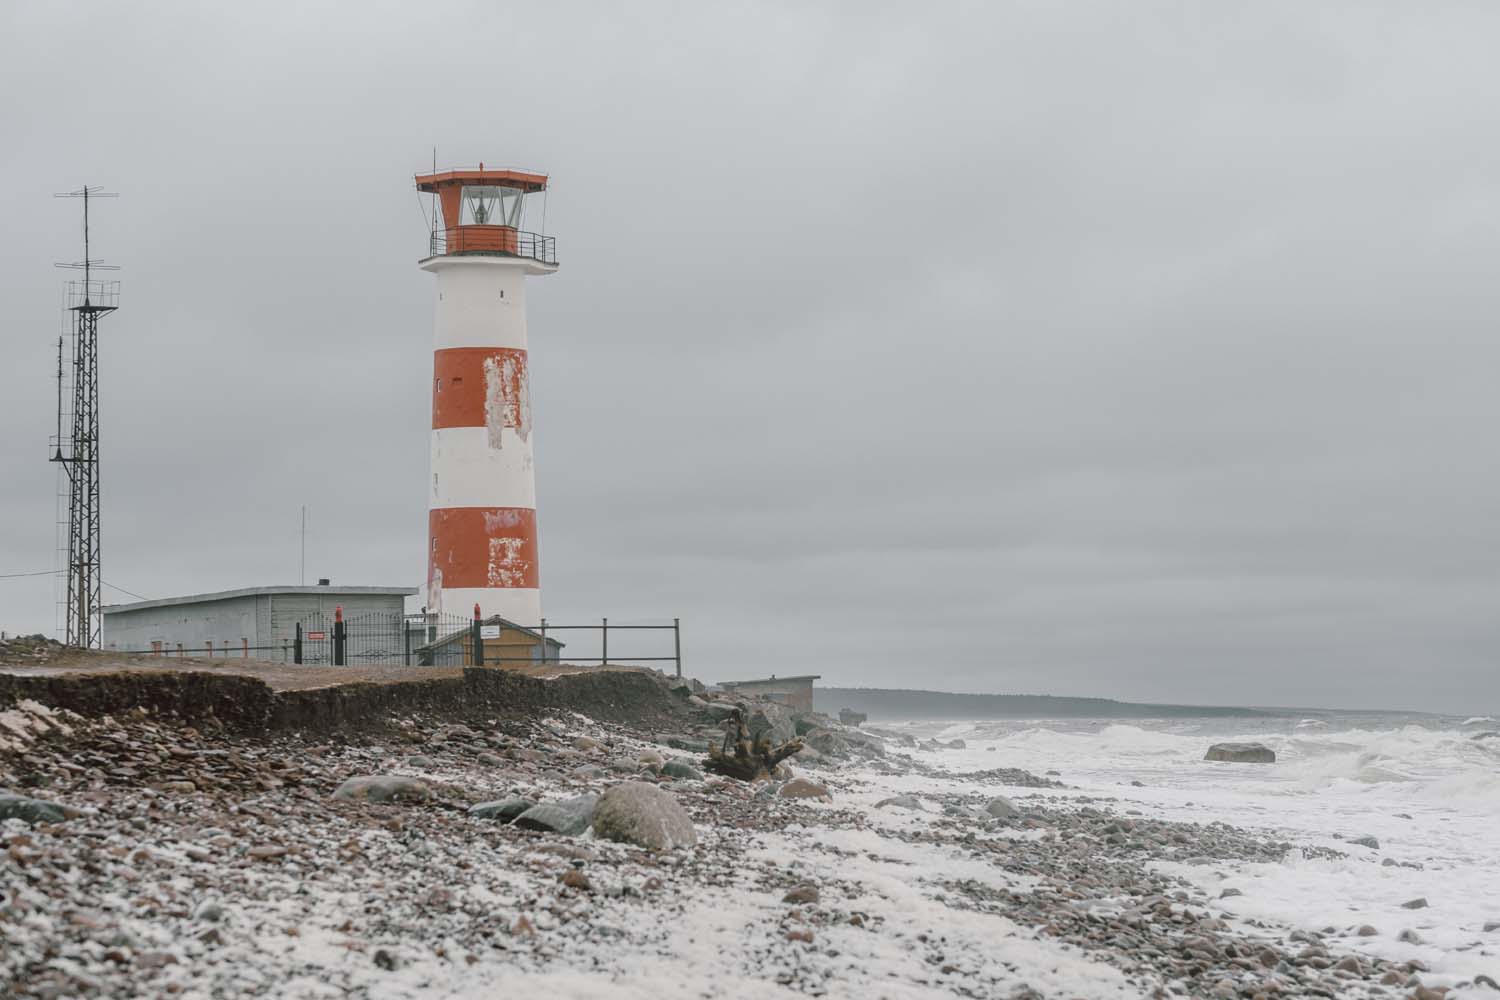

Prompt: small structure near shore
[
  {"left": 718, "top": 674, "right": 820, "bottom": 713},
  {"left": 1204, "top": 742, "right": 1276, "bottom": 763},
  {"left": 839, "top": 708, "right": 867, "bottom": 727}
]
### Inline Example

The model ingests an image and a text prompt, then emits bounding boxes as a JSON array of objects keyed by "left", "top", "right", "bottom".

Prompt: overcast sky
[{"left": 3, "top": 3, "right": 1499, "bottom": 713}]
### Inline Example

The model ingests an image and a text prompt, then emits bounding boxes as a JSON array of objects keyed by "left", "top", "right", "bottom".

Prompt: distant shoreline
[{"left": 809, "top": 686, "right": 1452, "bottom": 720}]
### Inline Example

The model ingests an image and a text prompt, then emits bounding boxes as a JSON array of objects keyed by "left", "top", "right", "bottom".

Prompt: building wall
[
  {"left": 103, "top": 592, "right": 408, "bottom": 656},
  {"left": 265, "top": 593, "right": 405, "bottom": 644},
  {"left": 723, "top": 679, "right": 816, "bottom": 714},
  {"left": 103, "top": 595, "right": 261, "bottom": 653}
]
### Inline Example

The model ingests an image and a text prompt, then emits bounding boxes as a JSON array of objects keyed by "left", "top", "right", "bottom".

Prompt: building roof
[
  {"left": 417, "top": 615, "right": 565, "bottom": 652},
  {"left": 101, "top": 586, "right": 419, "bottom": 615},
  {"left": 720, "top": 675, "right": 822, "bottom": 687}
]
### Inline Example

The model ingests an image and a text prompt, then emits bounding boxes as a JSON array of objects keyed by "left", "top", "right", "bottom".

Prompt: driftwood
[{"left": 704, "top": 709, "right": 804, "bottom": 781}]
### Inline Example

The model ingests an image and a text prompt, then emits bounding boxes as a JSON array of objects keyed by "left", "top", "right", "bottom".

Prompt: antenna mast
[{"left": 51, "top": 185, "right": 119, "bottom": 648}]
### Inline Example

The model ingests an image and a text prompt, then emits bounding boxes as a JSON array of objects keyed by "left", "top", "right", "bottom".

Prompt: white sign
[{"left": 479, "top": 624, "right": 502, "bottom": 639}]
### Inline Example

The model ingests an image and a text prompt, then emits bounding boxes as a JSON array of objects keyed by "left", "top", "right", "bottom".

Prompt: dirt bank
[{"left": 0, "top": 665, "right": 690, "bottom": 735}]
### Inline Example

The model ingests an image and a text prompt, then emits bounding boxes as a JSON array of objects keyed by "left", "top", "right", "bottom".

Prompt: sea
[{"left": 881, "top": 711, "right": 1500, "bottom": 989}]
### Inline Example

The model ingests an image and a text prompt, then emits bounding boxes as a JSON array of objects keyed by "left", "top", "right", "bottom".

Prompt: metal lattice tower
[{"left": 50, "top": 186, "right": 118, "bottom": 648}]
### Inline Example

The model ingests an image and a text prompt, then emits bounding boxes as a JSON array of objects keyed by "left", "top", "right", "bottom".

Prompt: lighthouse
[{"left": 416, "top": 166, "right": 558, "bottom": 625}]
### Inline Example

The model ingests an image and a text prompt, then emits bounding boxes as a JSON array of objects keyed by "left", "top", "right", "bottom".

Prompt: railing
[
  {"left": 428, "top": 227, "right": 557, "bottom": 264},
  {"left": 110, "top": 612, "right": 682, "bottom": 677}
]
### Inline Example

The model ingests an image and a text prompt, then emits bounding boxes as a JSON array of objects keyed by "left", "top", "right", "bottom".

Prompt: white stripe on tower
[{"left": 419, "top": 196, "right": 557, "bottom": 627}]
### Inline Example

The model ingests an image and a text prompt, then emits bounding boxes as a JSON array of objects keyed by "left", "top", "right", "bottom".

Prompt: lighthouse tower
[{"left": 416, "top": 166, "right": 558, "bottom": 625}]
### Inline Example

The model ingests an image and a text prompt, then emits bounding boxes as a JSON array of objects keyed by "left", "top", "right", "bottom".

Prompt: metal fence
[{"left": 117, "top": 612, "right": 682, "bottom": 676}]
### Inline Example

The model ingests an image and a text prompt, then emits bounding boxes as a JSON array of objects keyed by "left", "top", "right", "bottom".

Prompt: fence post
[
  {"left": 206, "top": 639, "right": 213, "bottom": 658},
  {"left": 601, "top": 617, "right": 608, "bottom": 667},
  {"left": 674, "top": 618, "right": 682, "bottom": 678},
  {"left": 333, "top": 606, "right": 346, "bottom": 666},
  {"left": 539, "top": 617, "right": 547, "bottom": 664},
  {"left": 294, "top": 622, "right": 303, "bottom": 664},
  {"left": 242, "top": 637, "right": 248, "bottom": 659},
  {"left": 403, "top": 616, "right": 411, "bottom": 666},
  {"left": 471, "top": 603, "right": 484, "bottom": 667},
  {"left": 282, "top": 639, "right": 288, "bottom": 663}
]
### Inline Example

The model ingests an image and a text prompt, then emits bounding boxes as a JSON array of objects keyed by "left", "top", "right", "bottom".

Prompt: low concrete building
[
  {"left": 718, "top": 674, "right": 821, "bottom": 714},
  {"left": 101, "top": 584, "right": 417, "bottom": 656}
]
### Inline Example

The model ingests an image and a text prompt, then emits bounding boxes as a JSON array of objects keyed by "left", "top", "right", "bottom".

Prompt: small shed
[
  {"left": 718, "top": 674, "right": 821, "bottom": 714},
  {"left": 415, "top": 615, "right": 564, "bottom": 667}
]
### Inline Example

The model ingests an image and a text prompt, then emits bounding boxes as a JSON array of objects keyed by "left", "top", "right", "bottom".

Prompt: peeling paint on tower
[{"left": 482, "top": 352, "right": 531, "bottom": 450}]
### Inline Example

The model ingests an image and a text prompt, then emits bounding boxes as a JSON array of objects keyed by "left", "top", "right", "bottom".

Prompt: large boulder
[
  {"left": 1204, "top": 743, "right": 1276, "bottom": 764},
  {"left": 468, "top": 797, "right": 535, "bottom": 823},
  {"left": 747, "top": 703, "right": 797, "bottom": 746},
  {"left": 660, "top": 758, "right": 703, "bottom": 781},
  {"left": 332, "top": 775, "right": 431, "bottom": 803},
  {"left": 985, "top": 795, "right": 1019, "bottom": 819},
  {"left": 0, "top": 794, "right": 79, "bottom": 824},
  {"left": 591, "top": 781, "right": 696, "bottom": 851},
  {"left": 513, "top": 794, "right": 598, "bottom": 836},
  {"left": 875, "top": 794, "right": 924, "bottom": 811}
]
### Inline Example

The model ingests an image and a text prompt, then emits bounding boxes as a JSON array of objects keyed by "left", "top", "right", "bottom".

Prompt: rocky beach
[{"left": 0, "top": 647, "right": 1489, "bottom": 998}]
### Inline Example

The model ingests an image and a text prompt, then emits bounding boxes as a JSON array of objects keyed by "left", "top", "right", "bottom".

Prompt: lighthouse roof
[{"left": 415, "top": 167, "right": 548, "bottom": 193}]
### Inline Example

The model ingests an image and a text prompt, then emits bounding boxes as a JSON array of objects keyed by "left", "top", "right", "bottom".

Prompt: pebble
[
  {"left": 783, "top": 884, "right": 820, "bottom": 904},
  {"left": 779, "top": 778, "right": 831, "bottom": 800}
]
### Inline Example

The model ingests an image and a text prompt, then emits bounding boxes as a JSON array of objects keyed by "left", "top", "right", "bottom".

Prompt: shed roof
[
  {"left": 720, "top": 675, "right": 822, "bottom": 687},
  {"left": 417, "top": 615, "right": 565, "bottom": 653},
  {"left": 101, "top": 586, "right": 418, "bottom": 615}
]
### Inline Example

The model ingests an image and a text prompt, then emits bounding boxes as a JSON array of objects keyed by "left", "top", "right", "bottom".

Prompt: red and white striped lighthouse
[{"left": 415, "top": 166, "right": 558, "bottom": 626}]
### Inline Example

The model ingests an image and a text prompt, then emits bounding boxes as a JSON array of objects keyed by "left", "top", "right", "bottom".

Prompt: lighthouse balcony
[{"left": 429, "top": 226, "right": 557, "bottom": 265}]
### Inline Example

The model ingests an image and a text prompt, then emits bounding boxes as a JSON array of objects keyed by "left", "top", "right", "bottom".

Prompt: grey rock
[
  {"left": 747, "top": 703, "right": 796, "bottom": 746},
  {"left": 331, "top": 775, "right": 431, "bottom": 804},
  {"left": 1356, "top": 925, "right": 1379, "bottom": 936},
  {"left": 0, "top": 793, "right": 78, "bottom": 824},
  {"left": 985, "top": 796, "right": 1019, "bottom": 819},
  {"left": 660, "top": 759, "right": 702, "bottom": 781},
  {"left": 1204, "top": 742, "right": 1276, "bottom": 764},
  {"left": 467, "top": 797, "right": 535, "bottom": 823},
  {"left": 513, "top": 794, "right": 598, "bottom": 836},
  {"left": 1349, "top": 835, "right": 1380, "bottom": 849},
  {"left": 662, "top": 734, "right": 711, "bottom": 752},
  {"left": 591, "top": 781, "right": 696, "bottom": 851},
  {"left": 193, "top": 900, "right": 224, "bottom": 923},
  {"left": 874, "top": 794, "right": 924, "bottom": 811},
  {"left": 701, "top": 703, "right": 739, "bottom": 722},
  {"left": 474, "top": 751, "right": 505, "bottom": 766},
  {"left": 574, "top": 764, "right": 607, "bottom": 778},
  {"left": 1401, "top": 897, "right": 1428, "bottom": 910},
  {"left": 1397, "top": 929, "right": 1424, "bottom": 944},
  {"left": 404, "top": 754, "right": 436, "bottom": 769},
  {"left": 1472, "top": 731, "right": 1500, "bottom": 741}
]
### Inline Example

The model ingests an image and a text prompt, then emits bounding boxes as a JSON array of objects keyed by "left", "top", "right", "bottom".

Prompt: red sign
[{"left": 305, "top": 631, "right": 327, "bottom": 641}]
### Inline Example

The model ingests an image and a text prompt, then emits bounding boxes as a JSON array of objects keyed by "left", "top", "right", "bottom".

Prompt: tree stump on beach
[{"left": 704, "top": 709, "right": 805, "bottom": 781}]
